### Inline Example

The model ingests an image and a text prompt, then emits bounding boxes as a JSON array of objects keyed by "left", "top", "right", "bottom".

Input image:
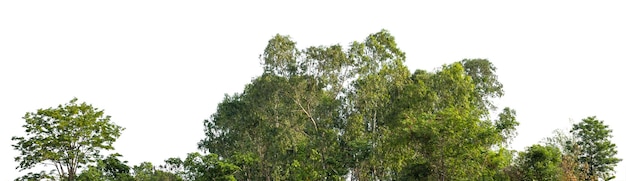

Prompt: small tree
[
  {"left": 517, "top": 144, "right": 563, "bottom": 180},
  {"left": 11, "top": 98, "right": 124, "bottom": 181},
  {"left": 569, "top": 116, "right": 621, "bottom": 180},
  {"left": 133, "top": 162, "right": 182, "bottom": 181},
  {"left": 77, "top": 153, "right": 134, "bottom": 181},
  {"left": 163, "top": 152, "right": 239, "bottom": 181}
]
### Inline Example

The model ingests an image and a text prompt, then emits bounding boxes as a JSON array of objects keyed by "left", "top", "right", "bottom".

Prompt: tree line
[{"left": 11, "top": 30, "right": 621, "bottom": 181}]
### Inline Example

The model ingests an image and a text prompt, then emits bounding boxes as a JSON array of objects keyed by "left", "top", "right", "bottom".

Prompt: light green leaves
[
  {"left": 262, "top": 34, "right": 299, "bottom": 76},
  {"left": 12, "top": 98, "right": 124, "bottom": 181},
  {"left": 495, "top": 107, "right": 519, "bottom": 145}
]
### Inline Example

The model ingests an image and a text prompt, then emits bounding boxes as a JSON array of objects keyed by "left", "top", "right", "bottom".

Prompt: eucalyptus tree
[
  {"left": 198, "top": 30, "right": 519, "bottom": 181},
  {"left": 200, "top": 33, "right": 352, "bottom": 180},
  {"left": 342, "top": 30, "right": 412, "bottom": 180}
]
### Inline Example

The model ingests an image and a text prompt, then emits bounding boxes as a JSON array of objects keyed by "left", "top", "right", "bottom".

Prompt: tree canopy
[
  {"left": 570, "top": 116, "right": 621, "bottom": 180},
  {"left": 12, "top": 98, "right": 124, "bottom": 181},
  {"left": 198, "top": 30, "right": 524, "bottom": 180},
  {"left": 11, "top": 30, "right": 621, "bottom": 181}
]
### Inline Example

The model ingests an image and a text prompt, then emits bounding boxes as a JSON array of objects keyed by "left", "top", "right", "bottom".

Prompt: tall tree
[
  {"left": 11, "top": 98, "right": 124, "bottom": 181},
  {"left": 198, "top": 30, "right": 518, "bottom": 181},
  {"left": 344, "top": 30, "right": 411, "bottom": 180},
  {"left": 569, "top": 116, "right": 621, "bottom": 180},
  {"left": 200, "top": 33, "right": 355, "bottom": 180}
]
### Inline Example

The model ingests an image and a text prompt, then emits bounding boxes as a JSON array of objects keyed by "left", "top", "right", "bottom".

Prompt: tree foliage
[
  {"left": 570, "top": 116, "right": 621, "bottom": 180},
  {"left": 12, "top": 30, "right": 621, "bottom": 181},
  {"left": 517, "top": 144, "right": 563, "bottom": 181},
  {"left": 198, "top": 30, "right": 528, "bottom": 180},
  {"left": 161, "top": 152, "right": 239, "bottom": 181},
  {"left": 11, "top": 98, "right": 124, "bottom": 181},
  {"left": 76, "top": 153, "right": 134, "bottom": 181},
  {"left": 133, "top": 162, "right": 181, "bottom": 181}
]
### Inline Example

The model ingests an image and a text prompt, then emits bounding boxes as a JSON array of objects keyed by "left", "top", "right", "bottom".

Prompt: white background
[{"left": 1, "top": 0, "right": 624, "bottom": 180}]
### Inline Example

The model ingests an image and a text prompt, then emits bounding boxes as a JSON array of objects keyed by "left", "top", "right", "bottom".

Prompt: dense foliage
[
  {"left": 11, "top": 30, "right": 621, "bottom": 181},
  {"left": 12, "top": 98, "right": 124, "bottom": 181}
]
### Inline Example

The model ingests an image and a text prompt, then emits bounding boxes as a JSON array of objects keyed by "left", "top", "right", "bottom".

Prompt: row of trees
[
  {"left": 11, "top": 30, "right": 621, "bottom": 180},
  {"left": 511, "top": 116, "right": 621, "bottom": 181}
]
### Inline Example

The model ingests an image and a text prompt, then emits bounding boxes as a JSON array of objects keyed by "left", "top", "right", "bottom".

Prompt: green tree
[
  {"left": 544, "top": 128, "right": 590, "bottom": 180},
  {"left": 182, "top": 152, "right": 239, "bottom": 181},
  {"left": 76, "top": 153, "right": 133, "bottom": 181},
  {"left": 395, "top": 62, "right": 515, "bottom": 180},
  {"left": 11, "top": 98, "right": 124, "bottom": 181},
  {"left": 460, "top": 58, "right": 504, "bottom": 112},
  {"left": 569, "top": 116, "right": 621, "bottom": 180},
  {"left": 495, "top": 107, "right": 519, "bottom": 146},
  {"left": 200, "top": 33, "right": 355, "bottom": 180},
  {"left": 76, "top": 166, "right": 105, "bottom": 181},
  {"left": 198, "top": 30, "right": 518, "bottom": 180},
  {"left": 133, "top": 162, "right": 181, "bottom": 181},
  {"left": 343, "top": 29, "right": 411, "bottom": 180},
  {"left": 160, "top": 157, "right": 184, "bottom": 177},
  {"left": 160, "top": 153, "right": 239, "bottom": 181},
  {"left": 517, "top": 144, "right": 563, "bottom": 181}
]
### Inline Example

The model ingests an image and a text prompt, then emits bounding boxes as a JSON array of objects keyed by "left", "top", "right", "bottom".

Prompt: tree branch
[{"left": 294, "top": 98, "right": 318, "bottom": 132}]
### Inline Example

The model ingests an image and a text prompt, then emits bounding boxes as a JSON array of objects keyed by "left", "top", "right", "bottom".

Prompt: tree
[
  {"left": 460, "top": 58, "right": 504, "bottom": 112},
  {"left": 180, "top": 152, "right": 239, "bottom": 181},
  {"left": 544, "top": 128, "right": 590, "bottom": 181},
  {"left": 133, "top": 162, "right": 181, "bottom": 181},
  {"left": 76, "top": 166, "right": 105, "bottom": 181},
  {"left": 198, "top": 30, "right": 518, "bottom": 180},
  {"left": 331, "top": 29, "right": 412, "bottom": 180},
  {"left": 395, "top": 62, "right": 515, "bottom": 180},
  {"left": 517, "top": 144, "right": 563, "bottom": 181},
  {"left": 200, "top": 33, "right": 355, "bottom": 180},
  {"left": 569, "top": 116, "right": 621, "bottom": 180},
  {"left": 11, "top": 98, "right": 125, "bottom": 181},
  {"left": 76, "top": 153, "right": 133, "bottom": 181},
  {"left": 495, "top": 107, "right": 519, "bottom": 146}
]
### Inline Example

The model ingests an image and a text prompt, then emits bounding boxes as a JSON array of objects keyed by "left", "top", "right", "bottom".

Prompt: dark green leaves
[
  {"left": 461, "top": 58, "right": 504, "bottom": 112},
  {"left": 570, "top": 116, "right": 621, "bottom": 180},
  {"left": 199, "top": 30, "right": 521, "bottom": 180}
]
